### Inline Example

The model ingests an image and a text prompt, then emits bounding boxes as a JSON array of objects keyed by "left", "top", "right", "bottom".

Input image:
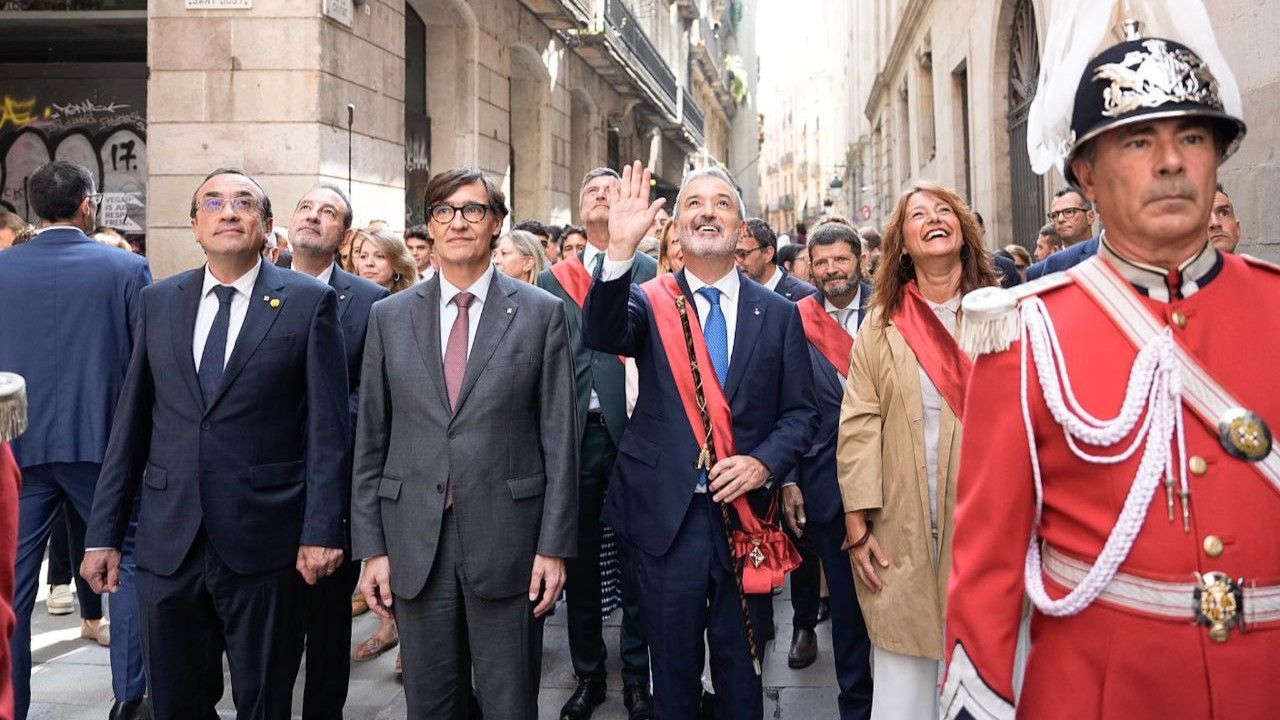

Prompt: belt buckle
[{"left": 1194, "top": 572, "right": 1243, "bottom": 642}]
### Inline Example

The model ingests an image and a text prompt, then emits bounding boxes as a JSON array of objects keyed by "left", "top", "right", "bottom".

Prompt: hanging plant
[{"left": 725, "top": 54, "right": 751, "bottom": 106}]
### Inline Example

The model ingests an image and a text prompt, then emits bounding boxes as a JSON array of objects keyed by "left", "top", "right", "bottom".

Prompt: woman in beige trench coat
[{"left": 837, "top": 182, "right": 998, "bottom": 720}]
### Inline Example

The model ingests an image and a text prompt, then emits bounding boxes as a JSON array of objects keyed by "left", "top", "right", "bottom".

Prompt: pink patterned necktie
[
  {"left": 444, "top": 291, "right": 475, "bottom": 411},
  {"left": 443, "top": 291, "right": 474, "bottom": 510}
]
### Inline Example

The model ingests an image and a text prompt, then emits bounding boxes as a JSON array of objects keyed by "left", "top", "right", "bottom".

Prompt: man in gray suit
[{"left": 352, "top": 166, "right": 578, "bottom": 720}]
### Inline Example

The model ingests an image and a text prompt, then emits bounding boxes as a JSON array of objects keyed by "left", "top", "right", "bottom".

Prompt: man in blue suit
[
  {"left": 780, "top": 223, "right": 874, "bottom": 720},
  {"left": 0, "top": 161, "right": 150, "bottom": 720},
  {"left": 82, "top": 169, "right": 350, "bottom": 720},
  {"left": 583, "top": 162, "right": 819, "bottom": 719},
  {"left": 285, "top": 183, "right": 388, "bottom": 720},
  {"left": 1026, "top": 188, "right": 1100, "bottom": 280}
]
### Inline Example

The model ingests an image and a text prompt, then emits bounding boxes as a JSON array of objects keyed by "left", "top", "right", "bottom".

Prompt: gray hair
[
  {"left": 673, "top": 166, "right": 744, "bottom": 219},
  {"left": 580, "top": 167, "right": 621, "bottom": 192},
  {"left": 501, "top": 229, "right": 550, "bottom": 279},
  {"left": 1038, "top": 222, "right": 1059, "bottom": 238}
]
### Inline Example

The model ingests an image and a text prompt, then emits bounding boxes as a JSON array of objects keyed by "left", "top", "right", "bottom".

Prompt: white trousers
[{"left": 869, "top": 645, "right": 942, "bottom": 720}]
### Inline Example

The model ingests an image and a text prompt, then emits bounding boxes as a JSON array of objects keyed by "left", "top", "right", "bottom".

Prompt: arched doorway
[
  {"left": 1006, "top": 0, "right": 1044, "bottom": 249},
  {"left": 508, "top": 44, "right": 551, "bottom": 223},
  {"left": 569, "top": 89, "right": 598, "bottom": 221}
]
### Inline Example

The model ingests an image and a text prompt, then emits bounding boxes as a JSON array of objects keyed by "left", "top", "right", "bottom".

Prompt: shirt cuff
[
  {"left": 600, "top": 254, "right": 635, "bottom": 281},
  {"left": 84, "top": 547, "right": 116, "bottom": 552}
]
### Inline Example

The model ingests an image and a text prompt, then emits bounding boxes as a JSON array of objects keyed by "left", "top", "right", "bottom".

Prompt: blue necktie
[
  {"left": 198, "top": 285, "right": 236, "bottom": 405},
  {"left": 697, "top": 287, "right": 729, "bottom": 387}
]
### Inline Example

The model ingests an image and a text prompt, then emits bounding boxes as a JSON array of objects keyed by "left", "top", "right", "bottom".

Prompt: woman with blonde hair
[
  {"left": 493, "top": 228, "right": 548, "bottom": 284},
  {"left": 837, "top": 181, "right": 999, "bottom": 719},
  {"left": 657, "top": 218, "right": 682, "bottom": 273},
  {"left": 355, "top": 228, "right": 418, "bottom": 293}
]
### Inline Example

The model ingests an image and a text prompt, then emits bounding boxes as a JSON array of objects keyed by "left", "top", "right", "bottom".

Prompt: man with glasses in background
[
  {"left": 1026, "top": 188, "right": 1102, "bottom": 280},
  {"left": 734, "top": 218, "right": 816, "bottom": 300},
  {"left": 0, "top": 160, "right": 151, "bottom": 720},
  {"left": 82, "top": 168, "right": 350, "bottom": 720}
]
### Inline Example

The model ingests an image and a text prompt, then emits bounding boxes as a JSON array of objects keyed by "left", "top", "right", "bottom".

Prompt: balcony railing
[
  {"left": 604, "top": 0, "right": 678, "bottom": 109},
  {"left": 690, "top": 15, "right": 724, "bottom": 83},
  {"left": 681, "top": 88, "right": 705, "bottom": 142}
]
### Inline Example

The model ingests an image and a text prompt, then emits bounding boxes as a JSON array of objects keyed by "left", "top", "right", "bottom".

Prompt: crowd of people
[{"left": 0, "top": 5, "right": 1276, "bottom": 720}]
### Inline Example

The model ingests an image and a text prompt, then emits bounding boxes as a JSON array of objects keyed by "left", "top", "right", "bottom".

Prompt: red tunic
[
  {"left": 944, "top": 252, "right": 1280, "bottom": 719},
  {"left": 0, "top": 442, "right": 18, "bottom": 720}
]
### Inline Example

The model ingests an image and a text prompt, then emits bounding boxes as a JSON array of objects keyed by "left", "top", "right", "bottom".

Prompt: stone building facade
[
  {"left": 0, "top": 0, "right": 756, "bottom": 277},
  {"left": 759, "top": 0, "right": 1278, "bottom": 258}
]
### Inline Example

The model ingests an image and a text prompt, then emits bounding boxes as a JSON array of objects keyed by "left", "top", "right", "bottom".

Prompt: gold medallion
[
  {"left": 1217, "top": 408, "right": 1271, "bottom": 461},
  {"left": 1194, "top": 572, "right": 1241, "bottom": 643}
]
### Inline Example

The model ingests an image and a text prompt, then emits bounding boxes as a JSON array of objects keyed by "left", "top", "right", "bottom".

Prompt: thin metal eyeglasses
[
  {"left": 199, "top": 196, "right": 260, "bottom": 215},
  {"left": 431, "top": 203, "right": 490, "bottom": 224}
]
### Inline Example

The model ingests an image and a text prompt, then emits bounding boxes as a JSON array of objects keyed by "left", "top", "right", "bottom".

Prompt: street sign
[{"left": 323, "top": 0, "right": 355, "bottom": 27}]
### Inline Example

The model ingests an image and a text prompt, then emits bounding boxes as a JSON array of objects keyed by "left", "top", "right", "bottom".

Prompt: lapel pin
[
  {"left": 340, "top": 294, "right": 347, "bottom": 301},
  {"left": 262, "top": 295, "right": 269, "bottom": 302},
  {"left": 506, "top": 307, "right": 513, "bottom": 315},
  {"left": 269, "top": 298, "right": 281, "bottom": 308},
  {"left": 754, "top": 307, "right": 761, "bottom": 316}
]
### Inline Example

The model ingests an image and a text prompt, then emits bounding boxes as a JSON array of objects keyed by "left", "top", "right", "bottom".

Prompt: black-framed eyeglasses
[
  {"left": 86, "top": 193, "right": 104, "bottom": 208},
  {"left": 430, "top": 203, "right": 490, "bottom": 224},
  {"left": 199, "top": 196, "right": 260, "bottom": 215},
  {"left": 733, "top": 245, "right": 764, "bottom": 261},
  {"left": 1047, "top": 207, "right": 1088, "bottom": 221}
]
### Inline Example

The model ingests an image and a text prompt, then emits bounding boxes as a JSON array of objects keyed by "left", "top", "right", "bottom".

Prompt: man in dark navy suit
[
  {"left": 735, "top": 217, "right": 816, "bottom": 301},
  {"left": 1026, "top": 188, "right": 1099, "bottom": 280},
  {"left": 0, "top": 161, "right": 151, "bottom": 720},
  {"left": 583, "top": 162, "right": 819, "bottom": 719},
  {"left": 779, "top": 223, "right": 874, "bottom": 720},
  {"left": 82, "top": 169, "right": 350, "bottom": 720},
  {"left": 286, "top": 183, "right": 388, "bottom": 720},
  {"left": 1025, "top": 234, "right": 1102, "bottom": 280}
]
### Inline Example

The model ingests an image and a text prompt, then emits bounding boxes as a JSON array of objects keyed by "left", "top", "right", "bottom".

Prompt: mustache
[{"left": 1141, "top": 180, "right": 1197, "bottom": 204}]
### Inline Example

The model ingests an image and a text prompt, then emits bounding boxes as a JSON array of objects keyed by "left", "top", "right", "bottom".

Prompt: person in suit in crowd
[
  {"left": 735, "top": 218, "right": 816, "bottom": 301},
  {"left": 1026, "top": 188, "right": 1100, "bottom": 280},
  {"left": 0, "top": 161, "right": 151, "bottom": 720},
  {"left": 353, "top": 166, "right": 577, "bottom": 720},
  {"left": 779, "top": 222, "right": 875, "bottom": 719},
  {"left": 405, "top": 224, "right": 436, "bottom": 282},
  {"left": 81, "top": 168, "right": 350, "bottom": 720},
  {"left": 286, "top": 183, "right": 389, "bottom": 720},
  {"left": 1208, "top": 183, "right": 1242, "bottom": 253},
  {"left": 537, "top": 167, "right": 656, "bottom": 720},
  {"left": 560, "top": 226, "right": 588, "bottom": 264},
  {"left": 583, "top": 162, "right": 819, "bottom": 719},
  {"left": 1032, "top": 223, "right": 1063, "bottom": 263}
]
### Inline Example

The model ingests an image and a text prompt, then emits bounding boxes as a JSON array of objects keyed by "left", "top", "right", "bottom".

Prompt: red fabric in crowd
[{"left": 890, "top": 281, "right": 972, "bottom": 418}]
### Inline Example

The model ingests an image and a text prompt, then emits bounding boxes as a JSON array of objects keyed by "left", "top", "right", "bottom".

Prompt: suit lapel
[
  {"left": 205, "top": 262, "right": 287, "bottom": 414},
  {"left": 171, "top": 269, "right": 204, "bottom": 409},
  {"left": 452, "top": 273, "right": 518, "bottom": 416},
  {"left": 329, "top": 266, "right": 354, "bottom": 323},
  {"left": 725, "top": 271, "right": 764, "bottom": 401},
  {"left": 857, "top": 281, "right": 873, "bottom": 329},
  {"left": 409, "top": 278, "right": 451, "bottom": 414}
]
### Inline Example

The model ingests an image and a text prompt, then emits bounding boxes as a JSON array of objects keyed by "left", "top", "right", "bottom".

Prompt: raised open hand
[{"left": 607, "top": 160, "right": 667, "bottom": 260}]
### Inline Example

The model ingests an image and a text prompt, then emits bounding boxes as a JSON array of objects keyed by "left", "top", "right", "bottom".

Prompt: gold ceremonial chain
[{"left": 674, "top": 295, "right": 762, "bottom": 675}]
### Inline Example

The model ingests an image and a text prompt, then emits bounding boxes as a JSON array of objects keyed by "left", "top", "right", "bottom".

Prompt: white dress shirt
[
  {"left": 824, "top": 287, "right": 862, "bottom": 336},
  {"left": 418, "top": 266, "right": 436, "bottom": 283},
  {"left": 438, "top": 265, "right": 494, "bottom": 360},
  {"left": 917, "top": 294, "right": 960, "bottom": 553},
  {"left": 315, "top": 262, "right": 335, "bottom": 285},
  {"left": 582, "top": 241, "right": 607, "bottom": 277},
  {"left": 602, "top": 254, "right": 739, "bottom": 359},
  {"left": 761, "top": 264, "right": 782, "bottom": 291},
  {"left": 193, "top": 259, "right": 263, "bottom": 370}
]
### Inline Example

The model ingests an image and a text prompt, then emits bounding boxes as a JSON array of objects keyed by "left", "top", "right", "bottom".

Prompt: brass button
[
  {"left": 1171, "top": 310, "right": 1188, "bottom": 329},
  {"left": 1189, "top": 456, "right": 1208, "bottom": 475},
  {"left": 1203, "top": 535, "right": 1225, "bottom": 558}
]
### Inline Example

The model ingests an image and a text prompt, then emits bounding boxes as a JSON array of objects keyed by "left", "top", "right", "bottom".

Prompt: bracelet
[{"left": 850, "top": 520, "right": 875, "bottom": 549}]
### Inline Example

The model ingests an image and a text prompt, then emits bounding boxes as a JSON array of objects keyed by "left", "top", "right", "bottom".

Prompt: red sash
[
  {"left": 549, "top": 254, "right": 592, "bottom": 310},
  {"left": 797, "top": 295, "right": 854, "bottom": 377},
  {"left": 890, "top": 282, "right": 971, "bottom": 419},
  {"left": 639, "top": 274, "right": 801, "bottom": 593}
]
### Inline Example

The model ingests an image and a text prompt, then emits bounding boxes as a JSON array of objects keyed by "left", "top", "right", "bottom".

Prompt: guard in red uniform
[
  {"left": 941, "top": 4, "right": 1280, "bottom": 719},
  {"left": 0, "top": 373, "right": 27, "bottom": 720}
]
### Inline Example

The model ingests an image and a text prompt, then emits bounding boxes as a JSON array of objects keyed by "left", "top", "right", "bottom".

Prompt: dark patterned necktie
[{"left": 198, "top": 285, "right": 236, "bottom": 405}]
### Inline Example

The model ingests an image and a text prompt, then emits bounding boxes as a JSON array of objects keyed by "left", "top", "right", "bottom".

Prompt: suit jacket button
[
  {"left": 201, "top": 421, "right": 211, "bottom": 430},
  {"left": 436, "top": 483, "right": 445, "bottom": 493},
  {"left": 447, "top": 430, "right": 456, "bottom": 439}
]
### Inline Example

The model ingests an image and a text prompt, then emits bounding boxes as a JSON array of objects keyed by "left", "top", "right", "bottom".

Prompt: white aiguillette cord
[
  {"left": 0, "top": 373, "right": 28, "bottom": 444},
  {"left": 1017, "top": 297, "right": 1187, "bottom": 617}
]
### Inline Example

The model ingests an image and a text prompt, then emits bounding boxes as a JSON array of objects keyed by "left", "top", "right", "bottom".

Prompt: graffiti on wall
[{"left": 0, "top": 71, "right": 147, "bottom": 234}]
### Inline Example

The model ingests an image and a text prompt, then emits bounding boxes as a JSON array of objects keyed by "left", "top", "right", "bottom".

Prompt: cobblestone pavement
[{"left": 30, "top": 570, "right": 841, "bottom": 719}]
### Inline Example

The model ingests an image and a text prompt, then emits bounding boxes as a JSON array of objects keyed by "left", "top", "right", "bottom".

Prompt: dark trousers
[
  {"left": 12, "top": 462, "right": 145, "bottom": 720},
  {"left": 788, "top": 525, "right": 822, "bottom": 631},
  {"left": 396, "top": 510, "right": 543, "bottom": 720},
  {"left": 807, "top": 516, "right": 872, "bottom": 720},
  {"left": 136, "top": 531, "right": 306, "bottom": 720},
  {"left": 301, "top": 558, "right": 360, "bottom": 720},
  {"left": 44, "top": 503, "right": 103, "bottom": 619},
  {"left": 564, "top": 422, "right": 649, "bottom": 686},
  {"left": 631, "top": 494, "right": 771, "bottom": 720}
]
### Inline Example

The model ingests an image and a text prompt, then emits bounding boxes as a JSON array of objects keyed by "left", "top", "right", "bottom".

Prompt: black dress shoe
[
  {"left": 109, "top": 698, "right": 152, "bottom": 720},
  {"left": 559, "top": 676, "right": 606, "bottom": 720},
  {"left": 623, "top": 683, "right": 653, "bottom": 720},
  {"left": 816, "top": 596, "right": 831, "bottom": 624},
  {"left": 787, "top": 627, "right": 818, "bottom": 669}
]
